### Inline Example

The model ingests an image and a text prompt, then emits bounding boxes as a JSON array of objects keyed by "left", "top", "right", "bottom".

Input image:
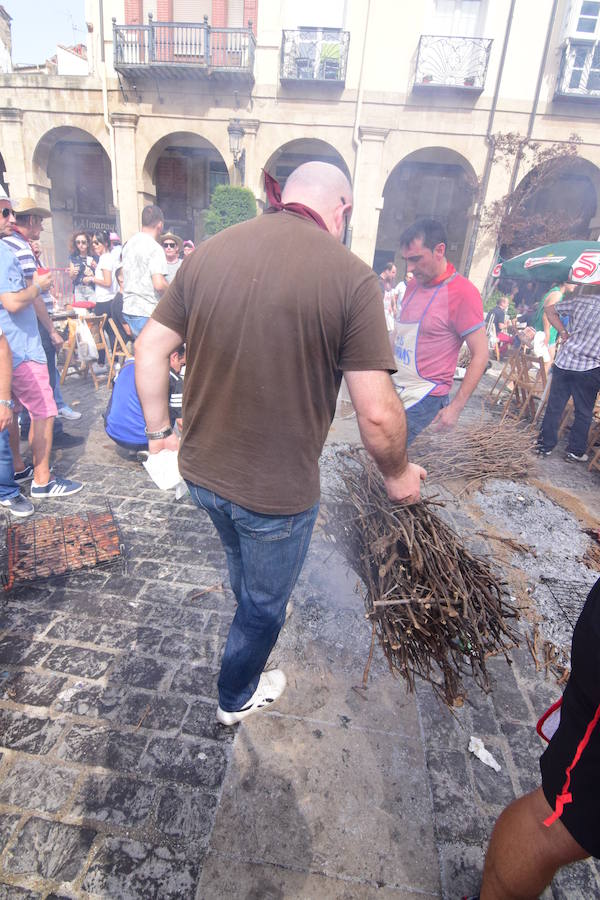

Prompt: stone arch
[
  {"left": 32, "top": 126, "right": 114, "bottom": 266},
  {"left": 141, "top": 131, "right": 230, "bottom": 243},
  {"left": 374, "top": 147, "right": 479, "bottom": 272},
  {"left": 262, "top": 138, "right": 352, "bottom": 197},
  {"left": 507, "top": 155, "right": 600, "bottom": 257}
]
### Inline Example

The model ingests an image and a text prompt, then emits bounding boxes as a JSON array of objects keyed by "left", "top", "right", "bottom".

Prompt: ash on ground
[{"left": 474, "top": 479, "right": 598, "bottom": 659}]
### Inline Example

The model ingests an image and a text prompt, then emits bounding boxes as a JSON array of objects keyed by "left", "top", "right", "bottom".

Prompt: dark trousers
[{"left": 540, "top": 365, "right": 600, "bottom": 456}]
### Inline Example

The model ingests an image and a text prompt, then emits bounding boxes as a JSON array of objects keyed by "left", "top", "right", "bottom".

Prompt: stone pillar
[
  {"left": 110, "top": 112, "right": 140, "bottom": 240},
  {"left": 350, "top": 127, "right": 389, "bottom": 267},
  {"left": 0, "top": 108, "right": 28, "bottom": 200},
  {"left": 239, "top": 119, "right": 260, "bottom": 196}
]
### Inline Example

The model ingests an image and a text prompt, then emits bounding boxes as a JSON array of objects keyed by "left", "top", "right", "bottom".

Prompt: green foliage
[{"left": 204, "top": 185, "right": 257, "bottom": 236}]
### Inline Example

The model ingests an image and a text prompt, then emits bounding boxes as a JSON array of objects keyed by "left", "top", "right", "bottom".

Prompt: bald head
[{"left": 281, "top": 161, "right": 353, "bottom": 241}]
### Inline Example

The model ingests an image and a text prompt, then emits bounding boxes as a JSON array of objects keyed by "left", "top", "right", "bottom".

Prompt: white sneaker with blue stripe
[{"left": 31, "top": 477, "right": 84, "bottom": 499}]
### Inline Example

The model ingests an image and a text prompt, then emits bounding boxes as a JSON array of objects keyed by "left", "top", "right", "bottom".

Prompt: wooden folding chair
[
  {"left": 488, "top": 345, "right": 522, "bottom": 407},
  {"left": 60, "top": 314, "right": 110, "bottom": 390},
  {"left": 499, "top": 350, "right": 547, "bottom": 423},
  {"left": 107, "top": 318, "right": 133, "bottom": 383}
]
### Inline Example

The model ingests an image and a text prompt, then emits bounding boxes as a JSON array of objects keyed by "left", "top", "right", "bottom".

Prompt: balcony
[
  {"left": 112, "top": 16, "right": 256, "bottom": 82},
  {"left": 413, "top": 35, "right": 492, "bottom": 92},
  {"left": 556, "top": 40, "right": 600, "bottom": 99},
  {"left": 280, "top": 29, "right": 350, "bottom": 85}
]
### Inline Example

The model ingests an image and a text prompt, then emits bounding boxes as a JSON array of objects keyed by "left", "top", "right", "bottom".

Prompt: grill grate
[{"left": 2, "top": 504, "right": 123, "bottom": 591}]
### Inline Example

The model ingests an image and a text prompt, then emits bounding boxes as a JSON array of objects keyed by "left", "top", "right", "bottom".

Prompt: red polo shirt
[{"left": 398, "top": 264, "right": 484, "bottom": 395}]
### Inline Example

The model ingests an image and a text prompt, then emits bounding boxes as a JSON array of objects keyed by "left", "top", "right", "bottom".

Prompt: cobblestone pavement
[{"left": 0, "top": 370, "right": 599, "bottom": 898}]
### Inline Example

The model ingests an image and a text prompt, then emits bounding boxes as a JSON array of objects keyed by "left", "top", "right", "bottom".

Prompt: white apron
[{"left": 392, "top": 274, "right": 456, "bottom": 410}]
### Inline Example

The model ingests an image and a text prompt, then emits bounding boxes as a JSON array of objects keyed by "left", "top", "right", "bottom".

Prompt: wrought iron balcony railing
[
  {"left": 113, "top": 16, "right": 256, "bottom": 79},
  {"left": 414, "top": 34, "right": 492, "bottom": 91},
  {"left": 556, "top": 39, "right": 600, "bottom": 98},
  {"left": 280, "top": 29, "right": 350, "bottom": 84}
]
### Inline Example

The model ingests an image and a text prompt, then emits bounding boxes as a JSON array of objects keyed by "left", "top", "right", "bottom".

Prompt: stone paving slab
[{"left": 1, "top": 374, "right": 600, "bottom": 897}]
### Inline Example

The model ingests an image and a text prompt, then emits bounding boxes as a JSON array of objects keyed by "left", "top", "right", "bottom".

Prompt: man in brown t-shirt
[{"left": 135, "top": 162, "right": 425, "bottom": 725}]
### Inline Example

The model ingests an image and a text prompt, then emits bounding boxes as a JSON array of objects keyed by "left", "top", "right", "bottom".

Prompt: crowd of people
[{"left": 0, "top": 161, "right": 597, "bottom": 898}]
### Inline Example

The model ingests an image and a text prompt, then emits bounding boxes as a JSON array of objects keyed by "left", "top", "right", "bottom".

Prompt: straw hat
[
  {"left": 13, "top": 197, "right": 51, "bottom": 218},
  {"left": 160, "top": 231, "right": 183, "bottom": 251}
]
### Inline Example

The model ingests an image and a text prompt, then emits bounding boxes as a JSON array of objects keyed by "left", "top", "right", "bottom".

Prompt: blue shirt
[
  {"left": 0, "top": 241, "right": 45, "bottom": 369},
  {"left": 105, "top": 359, "right": 147, "bottom": 448}
]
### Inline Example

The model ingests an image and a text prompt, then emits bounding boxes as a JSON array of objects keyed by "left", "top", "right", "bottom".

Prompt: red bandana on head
[{"left": 263, "top": 171, "right": 329, "bottom": 233}]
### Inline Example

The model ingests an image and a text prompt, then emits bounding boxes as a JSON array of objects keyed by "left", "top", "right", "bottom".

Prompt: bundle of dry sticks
[
  {"left": 323, "top": 449, "right": 519, "bottom": 705},
  {"left": 409, "top": 418, "right": 537, "bottom": 491}
]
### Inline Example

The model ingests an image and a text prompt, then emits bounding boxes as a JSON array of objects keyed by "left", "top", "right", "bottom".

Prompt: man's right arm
[
  {"left": 152, "top": 273, "right": 169, "bottom": 294},
  {"left": 0, "top": 270, "right": 52, "bottom": 313},
  {"left": 344, "top": 369, "right": 426, "bottom": 503}
]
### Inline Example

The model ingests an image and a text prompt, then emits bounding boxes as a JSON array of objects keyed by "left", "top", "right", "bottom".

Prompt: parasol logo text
[
  {"left": 523, "top": 255, "right": 566, "bottom": 269},
  {"left": 492, "top": 263, "right": 502, "bottom": 277},
  {"left": 571, "top": 251, "right": 600, "bottom": 284}
]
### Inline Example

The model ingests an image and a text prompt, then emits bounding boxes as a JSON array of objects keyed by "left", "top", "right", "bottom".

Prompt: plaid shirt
[{"left": 555, "top": 295, "right": 600, "bottom": 372}]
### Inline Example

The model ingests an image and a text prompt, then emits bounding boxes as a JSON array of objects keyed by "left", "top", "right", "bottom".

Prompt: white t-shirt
[
  {"left": 122, "top": 232, "right": 168, "bottom": 318},
  {"left": 95, "top": 252, "right": 116, "bottom": 304}
]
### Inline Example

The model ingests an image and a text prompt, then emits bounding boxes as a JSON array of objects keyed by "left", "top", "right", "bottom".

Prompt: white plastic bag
[{"left": 75, "top": 319, "right": 99, "bottom": 361}]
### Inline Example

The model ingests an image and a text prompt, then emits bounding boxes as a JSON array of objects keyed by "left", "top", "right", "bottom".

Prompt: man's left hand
[
  {"left": 49, "top": 329, "right": 64, "bottom": 350},
  {"left": 148, "top": 433, "right": 180, "bottom": 454},
  {"left": 0, "top": 405, "right": 13, "bottom": 431},
  {"left": 430, "top": 402, "right": 461, "bottom": 432}
]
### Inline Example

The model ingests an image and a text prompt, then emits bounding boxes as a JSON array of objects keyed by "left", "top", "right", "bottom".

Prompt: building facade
[{"left": 1, "top": 0, "right": 599, "bottom": 289}]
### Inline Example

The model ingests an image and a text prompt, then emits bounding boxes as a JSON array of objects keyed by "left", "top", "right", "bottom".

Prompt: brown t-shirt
[{"left": 153, "top": 211, "right": 395, "bottom": 514}]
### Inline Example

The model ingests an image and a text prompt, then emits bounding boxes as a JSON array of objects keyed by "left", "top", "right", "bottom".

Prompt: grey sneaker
[
  {"left": 216, "top": 669, "right": 287, "bottom": 726},
  {"left": 0, "top": 492, "right": 34, "bottom": 518},
  {"left": 14, "top": 464, "right": 34, "bottom": 484},
  {"left": 57, "top": 405, "right": 82, "bottom": 421}
]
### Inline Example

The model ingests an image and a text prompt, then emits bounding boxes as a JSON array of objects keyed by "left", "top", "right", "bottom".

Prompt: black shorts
[{"left": 540, "top": 577, "right": 600, "bottom": 858}]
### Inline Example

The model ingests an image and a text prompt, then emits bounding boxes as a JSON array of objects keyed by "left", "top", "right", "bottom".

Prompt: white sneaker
[
  {"left": 57, "top": 405, "right": 82, "bottom": 421},
  {"left": 285, "top": 600, "right": 293, "bottom": 623},
  {"left": 216, "top": 669, "right": 287, "bottom": 726}
]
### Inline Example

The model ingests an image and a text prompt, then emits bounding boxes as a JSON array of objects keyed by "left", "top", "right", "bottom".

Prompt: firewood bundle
[
  {"left": 323, "top": 449, "right": 519, "bottom": 705},
  {"left": 409, "top": 419, "right": 537, "bottom": 491}
]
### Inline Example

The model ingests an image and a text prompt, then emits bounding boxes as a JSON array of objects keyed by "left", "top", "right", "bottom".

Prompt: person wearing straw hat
[
  {"left": 0, "top": 189, "right": 83, "bottom": 499},
  {"left": 160, "top": 232, "right": 183, "bottom": 284}
]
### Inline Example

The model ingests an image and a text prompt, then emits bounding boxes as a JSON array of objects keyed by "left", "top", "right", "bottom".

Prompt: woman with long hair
[
  {"left": 68, "top": 231, "right": 95, "bottom": 304},
  {"left": 90, "top": 230, "right": 117, "bottom": 369}
]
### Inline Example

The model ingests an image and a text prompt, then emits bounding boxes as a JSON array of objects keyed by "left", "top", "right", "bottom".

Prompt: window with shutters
[
  {"left": 228, "top": 0, "right": 244, "bottom": 28},
  {"left": 172, "top": 0, "right": 211, "bottom": 23},
  {"left": 432, "top": 0, "right": 484, "bottom": 36}
]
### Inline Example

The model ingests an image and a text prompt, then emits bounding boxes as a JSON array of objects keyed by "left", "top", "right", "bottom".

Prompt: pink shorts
[{"left": 11, "top": 361, "right": 57, "bottom": 420}]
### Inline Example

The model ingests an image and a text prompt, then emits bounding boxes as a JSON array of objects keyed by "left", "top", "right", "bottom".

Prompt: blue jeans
[
  {"left": 187, "top": 483, "right": 319, "bottom": 712},
  {"left": 405, "top": 393, "right": 449, "bottom": 445},
  {"left": 123, "top": 314, "right": 148, "bottom": 338},
  {"left": 0, "top": 429, "right": 18, "bottom": 501},
  {"left": 540, "top": 365, "right": 600, "bottom": 456}
]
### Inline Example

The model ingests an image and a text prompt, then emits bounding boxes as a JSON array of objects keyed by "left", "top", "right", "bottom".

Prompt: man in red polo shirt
[{"left": 393, "top": 218, "right": 488, "bottom": 442}]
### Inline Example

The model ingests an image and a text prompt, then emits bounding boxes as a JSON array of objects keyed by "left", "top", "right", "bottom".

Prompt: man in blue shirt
[
  {"left": 0, "top": 189, "right": 82, "bottom": 499},
  {"left": 105, "top": 346, "right": 185, "bottom": 451}
]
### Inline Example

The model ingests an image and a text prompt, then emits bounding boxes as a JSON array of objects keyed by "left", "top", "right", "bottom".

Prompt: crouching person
[{"left": 104, "top": 345, "right": 185, "bottom": 452}]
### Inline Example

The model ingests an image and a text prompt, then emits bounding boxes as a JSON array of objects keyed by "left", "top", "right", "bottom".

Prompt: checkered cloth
[{"left": 555, "top": 295, "right": 600, "bottom": 372}]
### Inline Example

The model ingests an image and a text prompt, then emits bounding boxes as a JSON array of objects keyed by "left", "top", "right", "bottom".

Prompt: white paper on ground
[
  {"left": 468, "top": 736, "right": 501, "bottom": 772},
  {"left": 143, "top": 449, "right": 184, "bottom": 492}
]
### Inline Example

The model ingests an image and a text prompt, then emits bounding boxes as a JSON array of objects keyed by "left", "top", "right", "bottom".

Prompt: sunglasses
[
  {"left": 1, "top": 207, "right": 12, "bottom": 219},
  {"left": 76, "top": 238, "right": 87, "bottom": 244},
  {"left": 163, "top": 242, "right": 177, "bottom": 249}
]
